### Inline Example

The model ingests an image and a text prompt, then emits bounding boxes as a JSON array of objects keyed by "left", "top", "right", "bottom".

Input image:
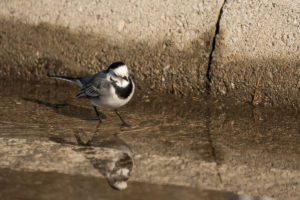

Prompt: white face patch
[
  {"left": 109, "top": 73, "right": 129, "bottom": 88},
  {"left": 118, "top": 79, "right": 129, "bottom": 87},
  {"left": 112, "top": 65, "right": 129, "bottom": 77}
]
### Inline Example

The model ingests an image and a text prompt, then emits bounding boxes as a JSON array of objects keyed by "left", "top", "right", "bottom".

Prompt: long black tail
[{"left": 48, "top": 76, "right": 83, "bottom": 87}]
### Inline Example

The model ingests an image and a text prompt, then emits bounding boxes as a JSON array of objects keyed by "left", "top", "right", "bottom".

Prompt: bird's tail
[{"left": 48, "top": 76, "right": 83, "bottom": 87}]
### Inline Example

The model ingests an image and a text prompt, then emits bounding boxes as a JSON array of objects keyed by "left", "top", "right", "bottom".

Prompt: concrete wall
[
  {"left": 210, "top": 0, "right": 300, "bottom": 107},
  {"left": 0, "top": 0, "right": 299, "bottom": 107}
]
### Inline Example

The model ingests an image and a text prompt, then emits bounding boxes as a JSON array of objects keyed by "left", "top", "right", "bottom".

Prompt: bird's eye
[
  {"left": 110, "top": 77, "right": 116, "bottom": 83},
  {"left": 122, "top": 76, "right": 129, "bottom": 81},
  {"left": 109, "top": 69, "right": 117, "bottom": 77}
]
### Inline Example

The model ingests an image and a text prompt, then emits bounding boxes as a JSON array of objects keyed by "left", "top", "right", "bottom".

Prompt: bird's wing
[
  {"left": 76, "top": 72, "right": 111, "bottom": 98},
  {"left": 77, "top": 74, "right": 96, "bottom": 86}
]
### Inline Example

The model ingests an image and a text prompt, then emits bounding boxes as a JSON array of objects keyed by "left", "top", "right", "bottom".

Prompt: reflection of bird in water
[
  {"left": 92, "top": 151, "right": 133, "bottom": 190},
  {"left": 75, "top": 133, "right": 133, "bottom": 190},
  {"left": 49, "top": 132, "right": 133, "bottom": 190}
]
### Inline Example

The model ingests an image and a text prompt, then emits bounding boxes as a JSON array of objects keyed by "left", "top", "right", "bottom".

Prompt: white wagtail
[{"left": 48, "top": 62, "right": 135, "bottom": 126}]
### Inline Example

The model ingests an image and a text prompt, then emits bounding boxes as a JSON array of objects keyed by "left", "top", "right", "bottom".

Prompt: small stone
[
  {"left": 163, "top": 65, "right": 170, "bottom": 72},
  {"left": 118, "top": 20, "right": 125, "bottom": 32},
  {"left": 293, "top": 19, "right": 298, "bottom": 25},
  {"left": 230, "top": 82, "right": 235, "bottom": 89}
]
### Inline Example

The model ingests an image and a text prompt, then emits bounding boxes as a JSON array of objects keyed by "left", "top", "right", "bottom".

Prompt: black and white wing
[{"left": 75, "top": 72, "right": 110, "bottom": 98}]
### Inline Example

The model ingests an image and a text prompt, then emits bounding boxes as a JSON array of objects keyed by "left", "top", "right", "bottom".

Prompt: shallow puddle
[
  {"left": 0, "top": 80, "right": 299, "bottom": 200},
  {"left": 0, "top": 168, "right": 268, "bottom": 200}
]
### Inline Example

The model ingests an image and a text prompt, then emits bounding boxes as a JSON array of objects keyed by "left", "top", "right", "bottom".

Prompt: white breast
[{"left": 89, "top": 81, "right": 135, "bottom": 109}]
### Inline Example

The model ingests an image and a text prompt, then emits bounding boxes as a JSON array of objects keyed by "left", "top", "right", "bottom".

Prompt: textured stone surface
[
  {"left": 210, "top": 0, "right": 300, "bottom": 106},
  {"left": 0, "top": 0, "right": 224, "bottom": 95},
  {"left": 0, "top": 0, "right": 222, "bottom": 46}
]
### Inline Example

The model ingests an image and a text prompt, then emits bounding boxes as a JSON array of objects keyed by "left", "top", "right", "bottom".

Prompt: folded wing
[{"left": 76, "top": 72, "right": 110, "bottom": 99}]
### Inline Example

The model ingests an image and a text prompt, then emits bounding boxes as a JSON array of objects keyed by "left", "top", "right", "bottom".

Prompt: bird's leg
[
  {"left": 114, "top": 109, "right": 130, "bottom": 127},
  {"left": 93, "top": 106, "right": 102, "bottom": 122}
]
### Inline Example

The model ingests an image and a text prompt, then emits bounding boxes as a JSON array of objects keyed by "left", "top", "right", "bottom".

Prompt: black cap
[{"left": 108, "top": 62, "right": 125, "bottom": 70}]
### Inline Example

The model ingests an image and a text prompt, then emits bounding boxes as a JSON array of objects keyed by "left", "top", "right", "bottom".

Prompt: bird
[{"left": 48, "top": 61, "right": 135, "bottom": 126}]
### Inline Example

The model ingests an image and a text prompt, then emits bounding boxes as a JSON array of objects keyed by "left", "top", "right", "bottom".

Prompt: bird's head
[
  {"left": 108, "top": 62, "right": 129, "bottom": 79},
  {"left": 108, "top": 62, "right": 130, "bottom": 87}
]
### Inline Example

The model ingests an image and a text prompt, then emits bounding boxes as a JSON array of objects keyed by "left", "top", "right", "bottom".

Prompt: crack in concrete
[
  {"left": 204, "top": 2, "right": 229, "bottom": 181},
  {"left": 206, "top": 0, "right": 227, "bottom": 94},
  {"left": 205, "top": 111, "right": 223, "bottom": 185}
]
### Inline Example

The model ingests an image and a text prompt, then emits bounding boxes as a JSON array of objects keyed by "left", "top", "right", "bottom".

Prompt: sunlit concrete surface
[{"left": 210, "top": 0, "right": 300, "bottom": 106}]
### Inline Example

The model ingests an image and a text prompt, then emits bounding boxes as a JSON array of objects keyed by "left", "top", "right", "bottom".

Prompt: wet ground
[{"left": 0, "top": 80, "right": 299, "bottom": 200}]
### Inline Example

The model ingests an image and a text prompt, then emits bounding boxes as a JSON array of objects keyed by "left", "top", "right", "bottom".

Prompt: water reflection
[
  {"left": 0, "top": 81, "right": 298, "bottom": 199},
  {"left": 49, "top": 130, "right": 133, "bottom": 190}
]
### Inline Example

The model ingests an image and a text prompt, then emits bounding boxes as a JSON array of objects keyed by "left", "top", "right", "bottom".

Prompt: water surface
[{"left": 0, "top": 80, "right": 299, "bottom": 200}]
